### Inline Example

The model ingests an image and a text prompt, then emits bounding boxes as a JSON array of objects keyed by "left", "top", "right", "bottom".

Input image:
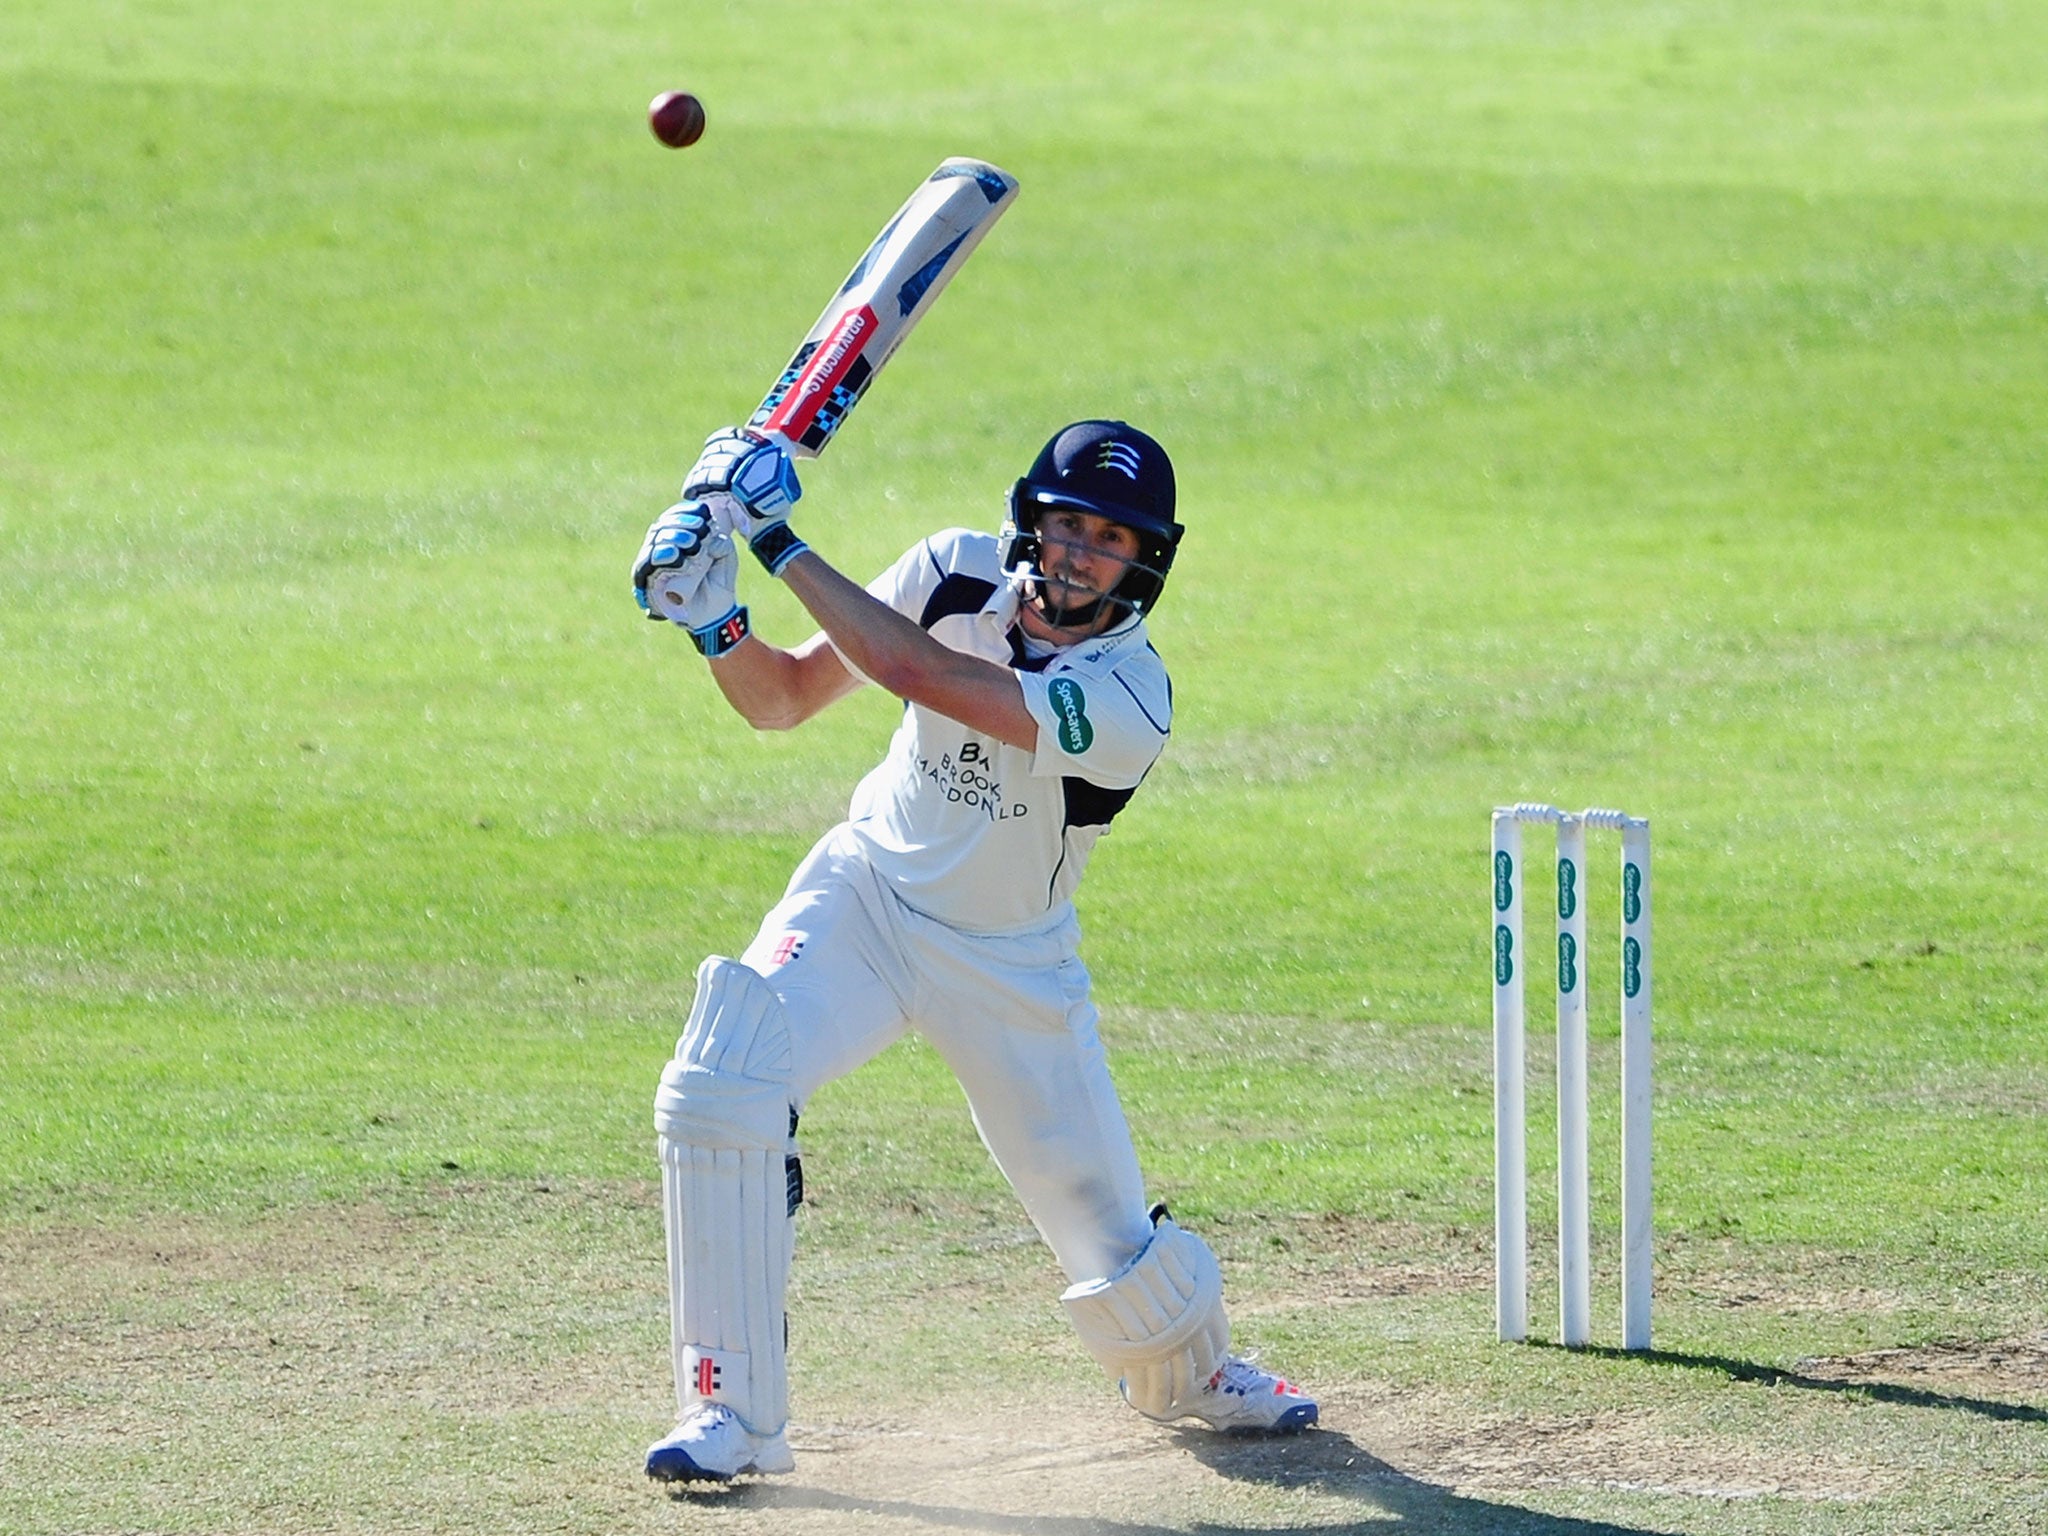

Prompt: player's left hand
[
  {"left": 636, "top": 503, "right": 748, "bottom": 654},
  {"left": 683, "top": 428, "right": 803, "bottom": 541},
  {"left": 634, "top": 500, "right": 720, "bottom": 619}
]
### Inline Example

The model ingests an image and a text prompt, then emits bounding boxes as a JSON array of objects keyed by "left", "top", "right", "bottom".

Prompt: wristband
[
  {"left": 689, "top": 605, "right": 751, "bottom": 658},
  {"left": 749, "top": 521, "right": 810, "bottom": 577}
]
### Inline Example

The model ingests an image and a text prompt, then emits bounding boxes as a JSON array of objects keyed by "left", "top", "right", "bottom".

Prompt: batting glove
[
  {"left": 682, "top": 428, "right": 809, "bottom": 576},
  {"left": 634, "top": 500, "right": 716, "bottom": 614},
  {"left": 634, "top": 502, "right": 750, "bottom": 655}
]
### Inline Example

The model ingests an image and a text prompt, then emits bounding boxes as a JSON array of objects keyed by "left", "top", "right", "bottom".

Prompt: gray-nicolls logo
[{"left": 1096, "top": 442, "right": 1142, "bottom": 480}]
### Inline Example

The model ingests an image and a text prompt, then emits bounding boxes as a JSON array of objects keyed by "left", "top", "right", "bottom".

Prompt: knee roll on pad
[
  {"left": 654, "top": 956, "right": 793, "bottom": 1150},
  {"left": 1060, "top": 1215, "right": 1231, "bottom": 1421}
]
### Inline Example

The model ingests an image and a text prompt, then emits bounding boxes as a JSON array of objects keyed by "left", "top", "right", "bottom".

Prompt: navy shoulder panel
[
  {"left": 918, "top": 573, "right": 998, "bottom": 631},
  {"left": 1063, "top": 776, "right": 1138, "bottom": 831}
]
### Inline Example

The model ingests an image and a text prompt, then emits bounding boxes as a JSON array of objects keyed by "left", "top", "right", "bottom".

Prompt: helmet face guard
[{"left": 998, "top": 421, "right": 1182, "bottom": 626}]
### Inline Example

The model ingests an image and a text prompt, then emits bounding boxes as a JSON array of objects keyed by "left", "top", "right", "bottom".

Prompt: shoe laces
[{"left": 1208, "top": 1354, "right": 1282, "bottom": 1396}]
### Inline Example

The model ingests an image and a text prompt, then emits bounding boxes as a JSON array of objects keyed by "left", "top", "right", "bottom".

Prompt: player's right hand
[{"left": 633, "top": 500, "right": 719, "bottom": 620}]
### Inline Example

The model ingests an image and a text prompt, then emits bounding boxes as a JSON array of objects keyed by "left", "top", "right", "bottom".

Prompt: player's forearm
[
  {"left": 777, "top": 551, "right": 1037, "bottom": 749},
  {"left": 777, "top": 551, "right": 946, "bottom": 694},
  {"left": 704, "top": 632, "right": 844, "bottom": 731},
  {"left": 703, "top": 637, "right": 799, "bottom": 729}
]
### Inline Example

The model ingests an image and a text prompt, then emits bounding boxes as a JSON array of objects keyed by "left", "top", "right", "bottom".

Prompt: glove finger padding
[
  {"left": 646, "top": 502, "right": 715, "bottom": 562},
  {"left": 1060, "top": 1215, "right": 1230, "bottom": 1422},
  {"left": 681, "top": 429, "right": 757, "bottom": 499},
  {"left": 634, "top": 501, "right": 721, "bottom": 614}
]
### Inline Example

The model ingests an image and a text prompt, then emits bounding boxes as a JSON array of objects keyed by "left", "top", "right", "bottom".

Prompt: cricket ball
[{"left": 648, "top": 90, "right": 706, "bottom": 149}]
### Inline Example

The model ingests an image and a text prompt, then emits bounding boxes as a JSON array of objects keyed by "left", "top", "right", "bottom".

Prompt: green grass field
[{"left": 3, "top": 2, "right": 2044, "bottom": 1531}]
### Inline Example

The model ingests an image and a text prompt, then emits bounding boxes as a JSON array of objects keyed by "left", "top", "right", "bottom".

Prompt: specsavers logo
[{"left": 1048, "top": 678, "right": 1094, "bottom": 753}]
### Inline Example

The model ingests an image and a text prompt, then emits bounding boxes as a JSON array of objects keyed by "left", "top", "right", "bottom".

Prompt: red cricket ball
[{"left": 648, "top": 90, "right": 706, "bottom": 149}]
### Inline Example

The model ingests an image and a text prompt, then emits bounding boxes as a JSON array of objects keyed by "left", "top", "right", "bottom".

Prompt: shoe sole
[
  {"left": 645, "top": 1440, "right": 795, "bottom": 1482},
  {"left": 645, "top": 1448, "right": 732, "bottom": 1483},
  {"left": 1213, "top": 1401, "right": 1320, "bottom": 1435}
]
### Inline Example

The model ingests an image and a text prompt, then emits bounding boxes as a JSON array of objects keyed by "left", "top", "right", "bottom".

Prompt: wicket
[{"left": 1491, "top": 803, "right": 1652, "bottom": 1351}]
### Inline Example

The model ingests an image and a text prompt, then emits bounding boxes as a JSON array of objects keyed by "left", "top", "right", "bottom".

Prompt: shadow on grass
[
  {"left": 1557, "top": 1343, "right": 2048, "bottom": 1425},
  {"left": 1175, "top": 1426, "right": 1660, "bottom": 1535},
  {"left": 671, "top": 1426, "right": 1662, "bottom": 1535}
]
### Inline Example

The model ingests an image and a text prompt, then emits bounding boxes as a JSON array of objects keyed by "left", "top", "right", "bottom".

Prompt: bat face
[{"left": 748, "top": 158, "right": 1019, "bottom": 458}]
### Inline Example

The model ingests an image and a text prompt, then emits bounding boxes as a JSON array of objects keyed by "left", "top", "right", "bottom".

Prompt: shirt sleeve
[
  {"left": 1020, "top": 662, "right": 1170, "bottom": 790},
  {"left": 865, "top": 536, "right": 946, "bottom": 618}
]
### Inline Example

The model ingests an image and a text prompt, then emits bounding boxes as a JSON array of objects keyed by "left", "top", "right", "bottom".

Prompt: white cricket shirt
[{"left": 829, "top": 528, "right": 1172, "bottom": 935}]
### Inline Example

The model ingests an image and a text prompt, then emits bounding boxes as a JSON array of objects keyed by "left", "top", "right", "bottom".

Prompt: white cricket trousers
[{"left": 739, "top": 824, "right": 1157, "bottom": 1284}]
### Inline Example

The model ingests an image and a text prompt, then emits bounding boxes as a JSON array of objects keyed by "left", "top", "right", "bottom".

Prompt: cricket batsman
[{"left": 630, "top": 419, "right": 1319, "bottom": 1482}]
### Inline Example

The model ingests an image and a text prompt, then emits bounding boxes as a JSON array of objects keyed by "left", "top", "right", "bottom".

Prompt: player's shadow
[
  {"left": 670, "top": 1426, "right": 1663, "bottom": 1534},
  {"left": 1558, "top": 1342, "right": 2047, "bottom": 1424},
  {"left": 1174, "top": 1425, "right": 1659, "bottom": 1535}
]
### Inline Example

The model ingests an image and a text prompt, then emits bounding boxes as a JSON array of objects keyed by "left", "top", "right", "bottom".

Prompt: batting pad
[
  {"left": 662, "top": 1137, "right": 796, "bottom": 1437},
  {"left": 1060, "top": 1215, "right": 1230, "bottom": 1421},
  {"left": 654, "top": 957, "right": 801, "bottom": 1438}
]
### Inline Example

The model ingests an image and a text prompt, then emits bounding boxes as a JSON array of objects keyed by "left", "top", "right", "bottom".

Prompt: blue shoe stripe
[{"left": 1274, "top": 1401, "right": 1319, "bottom": 1431}]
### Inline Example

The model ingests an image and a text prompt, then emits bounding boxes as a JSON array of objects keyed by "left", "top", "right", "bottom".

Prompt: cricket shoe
[
  {"left": 1177, "top": 1355, "right": 1319, "bottom": 1434},
  {"left": 644, "top": 1404, "right": 795, "bottom": 1483}
]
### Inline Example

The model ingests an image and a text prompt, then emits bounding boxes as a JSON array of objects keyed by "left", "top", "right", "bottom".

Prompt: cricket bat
[
  {"left": 651, "top": 157, "right": 1017, "bottom": 622},
  {"left": 745, "top": 156, "right": 1019, "bottom": 457}
]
